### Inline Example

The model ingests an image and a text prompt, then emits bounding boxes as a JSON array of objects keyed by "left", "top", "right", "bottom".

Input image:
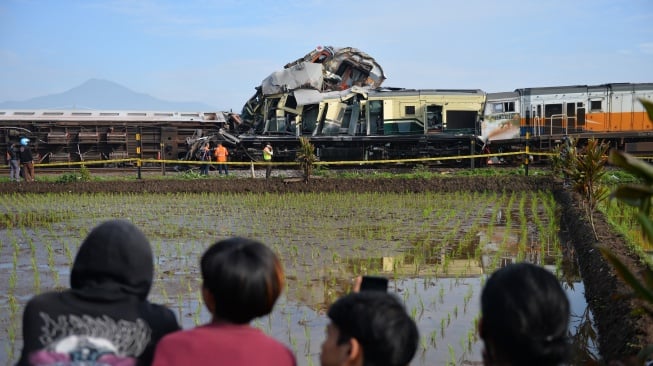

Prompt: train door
[
  {"left": 345, "top": 102, "right": 361, "bottom": 135},
  {"left": 567, "top": 102, "right": 585, "bottom": 132},
  {"left": 426, "top": 105, "right": 443, "bottom": 132},
  {"left": 587, "top": 85, "right": 609, "bottom": 131},
  {"left": 588, "top": 98, "right": 606, "bottom": 131},
  {"left": 566, "top": 103, "right": 576, "bottom": 132},
  {"left": 577, "top": 104, "right": 586, "bottom": 131},
  {"left": 610, "top": 89, "right": 634, "bottom": 130},
  {"left": 633, "top": 86, "right": 653, "bottom": 131},
  {"left": 367, "top": 100, "right": 384, "bottom": 135},
  {"left": 544, "top": 103, "right": 564, "bottom": 135},
  {"left": 530, "top": 104, "right": 542, "bottom": 136}
]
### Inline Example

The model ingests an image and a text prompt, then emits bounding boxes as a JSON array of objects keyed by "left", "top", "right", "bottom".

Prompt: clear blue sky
[{"left": 1, "top": 0, "right": 652, "bottom": 112}]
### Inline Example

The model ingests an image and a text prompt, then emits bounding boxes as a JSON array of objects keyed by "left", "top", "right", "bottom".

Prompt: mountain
[{"left": 0, "top": 79, "right": 217, "bottom": 111}]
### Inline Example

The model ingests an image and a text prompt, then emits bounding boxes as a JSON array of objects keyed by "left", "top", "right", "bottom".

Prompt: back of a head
[
  {"left": 70, "top": 219, "right": 154, "bottom": 300},
  {"left": 201, "top": 237, "right": 284, "bottom": 324},
  {"left": 480, "top": 262, "right": 570, "bottom": 365},
  {"left": 327, "top": 291, "right": 419, "bottom": 366}
]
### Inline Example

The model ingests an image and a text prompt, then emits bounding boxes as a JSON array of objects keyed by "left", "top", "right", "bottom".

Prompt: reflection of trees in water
[
  {"left": 568, "top": 306, "right": 600, "bottom": 364},
  {"left": 560, "top": 241, "right": 583, "bottom": 286}
]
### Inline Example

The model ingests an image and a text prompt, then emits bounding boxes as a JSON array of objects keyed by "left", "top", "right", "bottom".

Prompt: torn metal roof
[{"left": 261, "top": 45, "right": 386, "bottom": 96}]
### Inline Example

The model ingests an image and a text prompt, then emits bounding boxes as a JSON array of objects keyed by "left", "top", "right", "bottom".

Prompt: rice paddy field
[{"left": 0, "top": 190, "right": 596, "bottom": 365}]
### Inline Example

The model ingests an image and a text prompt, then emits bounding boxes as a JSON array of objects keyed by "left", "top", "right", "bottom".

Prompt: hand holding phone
[{"left": 358, "top": 275, "right": 389, "bottom": 292}]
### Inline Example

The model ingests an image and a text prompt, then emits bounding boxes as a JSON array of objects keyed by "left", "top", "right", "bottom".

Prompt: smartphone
[{"left": 359, "top": 275, "right": 389, "bottom": 292}]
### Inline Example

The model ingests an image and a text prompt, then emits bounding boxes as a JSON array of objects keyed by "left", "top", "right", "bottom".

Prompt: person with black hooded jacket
[{"left": 17, "top": 219, "right": 180, "bottom": 366}]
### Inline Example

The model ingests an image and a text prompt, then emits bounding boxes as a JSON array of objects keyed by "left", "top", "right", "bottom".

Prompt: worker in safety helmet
[{"left": 18, "top": 138, "right": 35, "bottom": 182}]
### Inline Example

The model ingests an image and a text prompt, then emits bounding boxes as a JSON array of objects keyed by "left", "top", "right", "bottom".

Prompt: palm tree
[{"left": 296, "top": 137, "right": 317, "bottom": 182}]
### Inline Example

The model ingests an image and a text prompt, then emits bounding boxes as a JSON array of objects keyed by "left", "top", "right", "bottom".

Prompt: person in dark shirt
[
  {"left": 6, "top": 142, "right": 20, "bottom": 181},
  {"left": 18, "top": 138, "right": 34, "bottom": 182},
  {"left": 18, "top": 219, "right": 180, "bottom": 366}
]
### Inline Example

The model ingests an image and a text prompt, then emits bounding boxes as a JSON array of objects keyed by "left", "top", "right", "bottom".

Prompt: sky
[{"left": 1, "top": 0, "right": 652, "bottom": 112}]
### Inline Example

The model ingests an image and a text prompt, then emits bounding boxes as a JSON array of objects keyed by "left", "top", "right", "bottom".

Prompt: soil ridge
[{"left": 554, "top": 188, "right": 653, "bottom": 362}]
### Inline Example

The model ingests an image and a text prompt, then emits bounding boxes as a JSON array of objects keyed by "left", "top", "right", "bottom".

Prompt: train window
[
  {"left": 590, "top": 100, "right": 602, "bottom": 111},
  {"left": 405, "top": 105, "right": 416, "bottom": 115},
  {"left": 567, "top": 103, "right": 576, "bottom": 117},
  {"left": 545, "top": 104, "right": 562, "bottom": 117},
  {"left": 504, "top": 102, "right": 515, "bottom": 112},
  {"left": 493, "top": 103, "right": 503, "bottom": 113}
]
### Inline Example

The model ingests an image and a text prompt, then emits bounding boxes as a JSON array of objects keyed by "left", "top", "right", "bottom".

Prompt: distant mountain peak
[{"left": 0, "top": 79, "right": 217, "bottom": 111}]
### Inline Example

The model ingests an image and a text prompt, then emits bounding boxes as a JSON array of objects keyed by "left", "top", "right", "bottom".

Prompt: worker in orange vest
[{"left": 214, "top": 142, "right": 229, "bottom": 175}]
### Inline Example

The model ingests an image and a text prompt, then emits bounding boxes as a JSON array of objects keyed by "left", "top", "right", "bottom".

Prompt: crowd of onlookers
[{"left": 16, "top": 219, "right": 572, "bottom": 366}]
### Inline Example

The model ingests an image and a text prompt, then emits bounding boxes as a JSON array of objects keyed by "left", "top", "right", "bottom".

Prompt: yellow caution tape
[{"left": 30, "top": 150, "right": 648, "bottom": 169}]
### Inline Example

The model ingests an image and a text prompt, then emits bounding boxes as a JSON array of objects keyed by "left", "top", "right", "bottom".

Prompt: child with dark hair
[
  {"left": 320, "top": 291, "right": 419, "bottom": 366},
  {"left": 152, "top": 237, "right": 295, "bottom": 366},
  {"left": 479, "top": 262, "right": 571, "bottom": 366}
]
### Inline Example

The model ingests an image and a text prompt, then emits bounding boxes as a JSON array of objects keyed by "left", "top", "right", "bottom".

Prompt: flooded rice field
[{"left": 0, "top": 190, "right": 596, "bottom": 365}]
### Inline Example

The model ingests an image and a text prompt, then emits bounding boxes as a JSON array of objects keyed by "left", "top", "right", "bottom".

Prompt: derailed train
[{"left": 1, "top": 46, "right": 652, "bottom": 167}]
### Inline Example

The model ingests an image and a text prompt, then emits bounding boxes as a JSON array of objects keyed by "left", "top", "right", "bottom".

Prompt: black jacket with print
[{"left": 17, "top": 220, "right": 180, "bottom": 366}]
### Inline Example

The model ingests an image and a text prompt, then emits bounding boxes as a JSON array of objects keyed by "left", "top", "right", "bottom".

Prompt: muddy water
[{"left": 0, "top": 191, "right": 597, "bottom": 365}]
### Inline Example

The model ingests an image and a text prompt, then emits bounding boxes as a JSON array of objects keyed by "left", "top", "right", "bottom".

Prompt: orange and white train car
[{"left": 482, "top": 83, "right": 653, "bottom": 155}]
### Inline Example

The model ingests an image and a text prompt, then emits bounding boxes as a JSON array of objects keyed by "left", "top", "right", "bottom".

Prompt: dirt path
[{"left": 2, "top": 175, "right": 651, "bottom": 362}]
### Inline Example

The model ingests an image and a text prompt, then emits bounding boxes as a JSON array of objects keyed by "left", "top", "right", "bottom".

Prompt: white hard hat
[{"left": 20, "top": 138, "right": 30, "bottom": 146}]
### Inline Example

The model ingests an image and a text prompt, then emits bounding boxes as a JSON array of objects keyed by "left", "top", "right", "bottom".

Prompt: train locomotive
[
  {"left": 482, "top": 83, "right": 653, "bottom": 161},
  {"left": 1, "top": 46, "right": 652, "bottom": 168}
]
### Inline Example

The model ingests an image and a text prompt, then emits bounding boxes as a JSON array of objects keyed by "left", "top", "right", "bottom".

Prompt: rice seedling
[{"left": 448, "top": 344, "right": 456, "bottom": 366}]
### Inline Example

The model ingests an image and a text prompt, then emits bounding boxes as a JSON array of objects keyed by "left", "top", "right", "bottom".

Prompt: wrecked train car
[
  {"left": 0, "top": 110, "right": 232, "bottom": 165},
  {"left": 228, "top": 46, "right": 485, "bottom": 162},
  {"left": 239, "top": 46, "right": 386, "bottom": 134},
  {"left": 233, "top": 87, "right": 486, "bottom": 162}
]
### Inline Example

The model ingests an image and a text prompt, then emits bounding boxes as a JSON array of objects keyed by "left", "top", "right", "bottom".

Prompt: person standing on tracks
[
  {"left": 199, "top": 142, "right": 211, "bottom": 176},
  {"left": 214, "top": 142, "right": 229, "bottom": 175},
  {"left": 18, "top": 138, "right": 35, "bottom": 182},
  {"left": 6, "top": 142, "right": 20, "bottom": 182},
  {"left": 262, "top": 143, "right": 273, "bottom": 179}
]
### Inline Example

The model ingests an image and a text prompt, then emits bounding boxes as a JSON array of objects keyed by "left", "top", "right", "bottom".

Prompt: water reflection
[{"left": 261, "top": 224, "right": 598, "bottom": 365}]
